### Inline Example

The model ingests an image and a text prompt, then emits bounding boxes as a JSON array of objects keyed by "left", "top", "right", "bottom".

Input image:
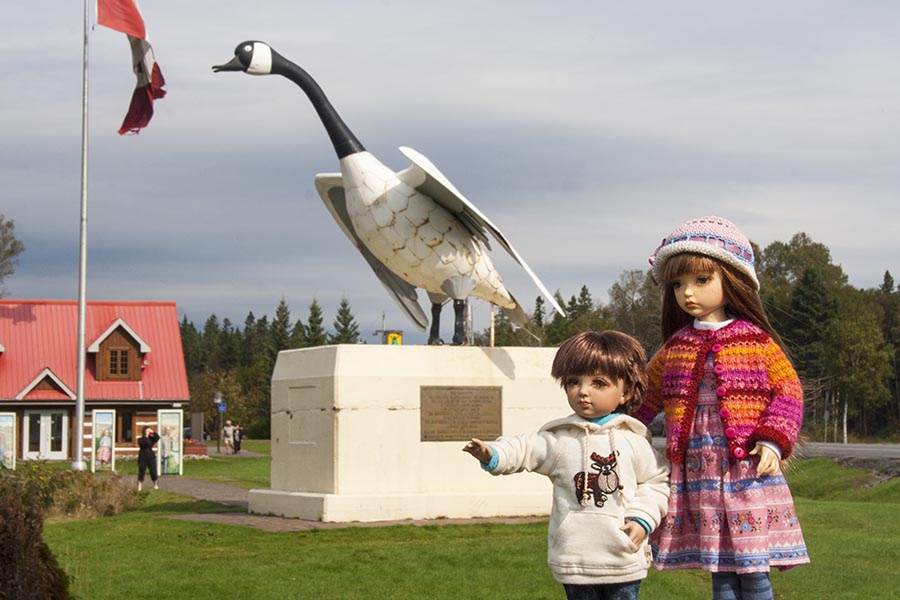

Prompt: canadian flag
[{"left": 97, "top": 0, "right": 166, "bottom": 135}]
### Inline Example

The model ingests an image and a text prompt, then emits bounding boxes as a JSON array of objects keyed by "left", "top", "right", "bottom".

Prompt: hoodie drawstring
[{"left": 579, "top": 423, "right": 591, "bottom": 507}]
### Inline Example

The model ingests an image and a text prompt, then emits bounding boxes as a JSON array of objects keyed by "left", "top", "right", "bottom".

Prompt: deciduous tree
[{"left": 0, "top": 213, "right": 25, "bottom": 295}]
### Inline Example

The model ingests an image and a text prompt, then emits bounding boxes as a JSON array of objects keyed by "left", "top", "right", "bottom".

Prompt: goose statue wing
[
  {"left": 314, "top": 174, "right": 429, "bottom": 331},
  {"left": 395, "top": 146, "right": 565, "bottom": 317}
]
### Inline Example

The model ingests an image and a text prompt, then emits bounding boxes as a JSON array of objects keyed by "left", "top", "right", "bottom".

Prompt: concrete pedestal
[{"left": 248, "top": 345, "right": 562, "bottom": 522}]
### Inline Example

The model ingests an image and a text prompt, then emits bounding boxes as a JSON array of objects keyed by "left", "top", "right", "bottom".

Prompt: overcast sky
[{"left": 2, "top": 1, "right": 897, "bottom": 344}]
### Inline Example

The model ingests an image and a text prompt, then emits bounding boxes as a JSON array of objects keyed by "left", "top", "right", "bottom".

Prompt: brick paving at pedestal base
[{"left": 147, "top": 474, "right": 547, "bottom": 532}]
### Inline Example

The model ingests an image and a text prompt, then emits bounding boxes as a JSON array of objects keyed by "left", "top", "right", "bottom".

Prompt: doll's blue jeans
[{"left": 563, "top": 580, "right": 641, "bottom": 600}]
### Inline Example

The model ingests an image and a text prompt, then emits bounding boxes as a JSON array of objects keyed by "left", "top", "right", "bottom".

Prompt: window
[
  {"left": 119, "top": 411, "right": 133, "bottom": 443},
  {"left": 109, "top": 349, "right": 130, "bottom": 377}
]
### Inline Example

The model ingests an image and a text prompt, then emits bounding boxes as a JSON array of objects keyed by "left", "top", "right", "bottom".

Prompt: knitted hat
[{"left": 649, "top": 216, "right": 759, "bottom": 289}]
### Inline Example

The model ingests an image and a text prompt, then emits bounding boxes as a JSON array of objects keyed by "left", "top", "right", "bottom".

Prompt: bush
[
  {"left": 0, "top": 461, "right": 141, "bottom": 599},
  {"left": 243, "top": 416, "right": 270, "bottom": 440},
  {"left": 0, "top": 463, "right": 71, "bottom": 599},
  {"left": 48, "top": 471, "right": 141, "bottom": 520}
]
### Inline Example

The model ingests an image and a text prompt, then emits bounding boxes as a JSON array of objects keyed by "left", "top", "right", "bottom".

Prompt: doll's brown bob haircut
[{"left": 550, "top": 331, "right": 648, "bottom": 412}]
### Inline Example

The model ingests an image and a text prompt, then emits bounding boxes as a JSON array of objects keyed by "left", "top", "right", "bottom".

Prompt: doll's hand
[
  {"left": 620, "top": 521, "right": 647, "bottom": 547},
  {"left": 463, "top": 439, "right": 494, "bottom": 464},
  {"left": 750, "top": 444, "right": 781, "bottom": 476}
]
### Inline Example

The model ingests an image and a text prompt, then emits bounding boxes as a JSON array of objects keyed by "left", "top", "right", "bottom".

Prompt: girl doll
[{"left": 632, "top": 216, "right": 809, "bottom": 600}]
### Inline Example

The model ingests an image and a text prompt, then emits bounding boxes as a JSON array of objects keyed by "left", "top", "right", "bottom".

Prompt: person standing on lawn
[
  {"left": 464, "top": 331, "right": 670, "bottom": 600},
  {"left": 137, "top": 426, "right": 160, "bottom": 491},
  {"left": 633, "top": 216, "right": 810, "bottom": 600}
]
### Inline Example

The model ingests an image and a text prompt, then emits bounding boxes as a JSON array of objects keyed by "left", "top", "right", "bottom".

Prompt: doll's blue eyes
[{"left": 671, "top": 275, "right": 712, "bottom": 288}]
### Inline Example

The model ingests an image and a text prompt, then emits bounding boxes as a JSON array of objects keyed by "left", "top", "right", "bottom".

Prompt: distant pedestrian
[
  {"left": 222, "top": 420, "right": 235, "bottom": 455},
  {"left": 137, "top": 426, "right": 160, "bottom": 491},
  {"left": 233, "top": 425, "right": 242, "bottom": 454}
]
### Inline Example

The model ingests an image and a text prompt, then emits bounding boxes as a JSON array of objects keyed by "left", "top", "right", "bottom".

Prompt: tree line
[
  {"left": 180, "top": 297, "right": 361, "bottom": 438},
  {"left": 180, "top": 231, "right": 898, "bottom": 443}
]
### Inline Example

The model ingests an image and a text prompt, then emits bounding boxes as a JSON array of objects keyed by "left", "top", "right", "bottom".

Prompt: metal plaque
[{"left": 420, "top": 385, "right": 502, "bottom": 442}]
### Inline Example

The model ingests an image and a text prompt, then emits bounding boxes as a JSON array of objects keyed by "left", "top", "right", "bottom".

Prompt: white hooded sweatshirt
[{"left": 488, "top": 413, "right": 669, "bottom": 585}]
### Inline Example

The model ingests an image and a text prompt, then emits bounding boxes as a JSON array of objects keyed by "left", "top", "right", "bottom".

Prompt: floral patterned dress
[{"left": 652, "top": 353, "right": 810, "bottom": 573}]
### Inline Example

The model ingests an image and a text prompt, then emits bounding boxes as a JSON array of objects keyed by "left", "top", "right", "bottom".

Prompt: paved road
[
  {"left": 651, "top": 437, "right": 900, "bottom": 460},
  {"left": 795, "top": 442, "right": 900, "bottom": 460}
]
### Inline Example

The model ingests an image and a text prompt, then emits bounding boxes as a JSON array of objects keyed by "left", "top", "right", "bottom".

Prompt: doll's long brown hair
[{"left": 660, "top": 253, "right": 788, "bottom": 353}]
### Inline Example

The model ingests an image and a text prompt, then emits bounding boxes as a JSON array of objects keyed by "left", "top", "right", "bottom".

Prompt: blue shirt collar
[{"left": 586, "top": 413, "right": 619, "bottom": 426}]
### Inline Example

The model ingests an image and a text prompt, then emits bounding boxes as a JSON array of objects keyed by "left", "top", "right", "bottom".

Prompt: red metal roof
[{"left": 0, "top": 300, "right": 189, "bottom": 402}]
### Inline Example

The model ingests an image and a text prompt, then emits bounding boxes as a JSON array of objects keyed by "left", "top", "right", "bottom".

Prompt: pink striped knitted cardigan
[{"left": 633, "top": 319, "right": 803, "bottom": 463}]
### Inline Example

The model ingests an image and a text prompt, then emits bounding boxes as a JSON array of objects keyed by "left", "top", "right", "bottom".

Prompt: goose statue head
[
  {"left": 211, "top": 41, "right": 272, "bottom": 75},
  {"left": 214, "top": 41, "right": 565, "bottom": 345}
]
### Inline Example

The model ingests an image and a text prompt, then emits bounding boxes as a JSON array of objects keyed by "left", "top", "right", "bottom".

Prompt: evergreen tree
[
  {"left": 532, "top": 296, "right": 546, "bottom": 329},
  {"left": 868, "top": 271, "right": 900, "bottom": 425},
  {"left": 289, "top": 319, "right": 307, "bottom": 348},
  {"left": 491, "top": 307, "right": 516, "bottom": 346},
  {"left": 254, "top": 315, "right": 274, "bottom": 366},
  {"left": 239, "top": 312, "right": 258, "bottom": 368},
  {"left": 237, "top": 315, "right": 274, "bottom": 433},
  {"left": 566, "top": 294, "right": 580, "bottom": 320},
  {"left": 270, "top": 297, "right": 292, "bottom": 356},
  {"left": 330, "top": 296, "right": 360, "bottom": 344},
  {"left": 881, "top": 271, "right": 896, "bottom": 294},
  {"left": 305, "top": 298, "right": 328, "bottom": 346},
  {"left": 201, "top": 314, "right": 222, "bottom": 372},
  {"left": 783, "top": 268, "right": 838, "bottom": 380},
  {"left": 218, "top": 318, "right": 241, "bottom": 371},
  {"left": 757, "top": 233, "right": 847, "bottom": 332},
  {"left": 607, "top": 269, "right": 661, "bottom": 355},
  {"left": 180, "top": 316, "right": 202, "bottom": 375},
  {"left": 577, "top": 285, "right": 594, "bottom": 315},
  {"left": 544, "top": 291, "right": 570, "bottom": 346}
]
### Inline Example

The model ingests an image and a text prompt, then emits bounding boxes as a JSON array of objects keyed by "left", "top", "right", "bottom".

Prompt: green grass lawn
[
  {"left": 43, "top": 452, "right": 899, "bottom": 600},
  {"left": 176, "top": 454, "right": 271, "bottom": 490}
]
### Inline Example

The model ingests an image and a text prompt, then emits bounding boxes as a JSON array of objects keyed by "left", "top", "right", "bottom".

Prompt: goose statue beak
[{"left": 212, "top": 56, "right": 245, "bottom": 73}]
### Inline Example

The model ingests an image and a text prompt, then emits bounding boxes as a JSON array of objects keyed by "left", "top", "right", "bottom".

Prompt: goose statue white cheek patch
[{"left": 247, "top": 44, "right": 272, "bottom": 75}]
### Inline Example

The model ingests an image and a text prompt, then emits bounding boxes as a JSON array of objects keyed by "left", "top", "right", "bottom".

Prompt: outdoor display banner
[
  {"left": 0, "top": 413, "right": 16, "bottom": 470},
  {"left": 157, "top": 409, "right": 183, "bottom": 476},
  {"left": 91, "top": 409, "right": 116, "bottom": 473}
]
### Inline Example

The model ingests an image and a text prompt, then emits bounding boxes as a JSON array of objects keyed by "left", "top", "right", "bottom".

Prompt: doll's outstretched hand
[
  {"left": 749, "top": 444, "right": 781, "bottom": 476},
  {"left": 463, "top": 439, "right": 493, "bottom": 464}
]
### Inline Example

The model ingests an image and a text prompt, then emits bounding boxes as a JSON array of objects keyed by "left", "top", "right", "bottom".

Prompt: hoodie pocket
[{"left": 549, "top": 511, "right": 647, "bottom": 573}]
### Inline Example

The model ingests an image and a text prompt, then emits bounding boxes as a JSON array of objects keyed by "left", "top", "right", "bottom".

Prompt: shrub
[
  {"left": 48, "top": 471, "right": 141, "bottom": 520},
  {"left": 243, "top": 416, "right": 270, "bottom": 440},
  {"left": 0, "top": 461, "right": 142, "bottom": 599},
  {"left": 0, "top": 463, "right": 71, "bottom": 599}
]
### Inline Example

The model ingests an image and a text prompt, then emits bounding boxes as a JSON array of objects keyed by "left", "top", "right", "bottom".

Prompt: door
[{"left": 23, "top": 410, "right": 69, "bottom": 460}]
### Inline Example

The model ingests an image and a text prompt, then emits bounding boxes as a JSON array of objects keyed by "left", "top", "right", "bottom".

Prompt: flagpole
[{"left": 72, "top": 0, "right": 90, "bottom": 471}]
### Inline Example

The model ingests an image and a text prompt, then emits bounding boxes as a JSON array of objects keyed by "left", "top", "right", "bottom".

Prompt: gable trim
[
  {"left": 16, "top": 368, "right": 77, "bottom": 400},
  {"left": 87, "top": 318, "right": 151, "bottom": 353}
]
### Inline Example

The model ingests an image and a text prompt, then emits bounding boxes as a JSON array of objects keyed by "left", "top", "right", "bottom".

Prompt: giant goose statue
[{"left": 213, "top": 41, "right": 565, "bottom": 344}]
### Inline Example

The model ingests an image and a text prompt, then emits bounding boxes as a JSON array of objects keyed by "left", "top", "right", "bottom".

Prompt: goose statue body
[{"left": 214, "top": 41, "right": 564, "bottom": 344}]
